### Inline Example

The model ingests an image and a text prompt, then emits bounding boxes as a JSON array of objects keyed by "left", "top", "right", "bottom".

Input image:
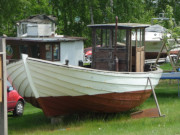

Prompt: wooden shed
[{"left": 88, "top": 23, "right": 149, "bottom": 72}]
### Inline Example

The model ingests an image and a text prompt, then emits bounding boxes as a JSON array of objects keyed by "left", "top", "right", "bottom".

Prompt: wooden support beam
[
  {"left": 92, "top": 29, "right": 96, "bottom": 69},
  {"left": 126, "top": 29, "right": 131, "bottom": 72},
  {"left": 100, "top": 29, "right": 103, "bottom": 47},
  {"left": 114, "top": 16, "right": 119, "bottom": 72},
  {"left": 109, "top": 29, "right": 113, "bottom": 48}
]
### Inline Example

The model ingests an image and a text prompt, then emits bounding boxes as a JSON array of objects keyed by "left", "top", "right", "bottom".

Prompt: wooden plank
[
  {"left": 136, "top": 47, "right": 143, "bottom": 51},
  {"left": 136, "top": 51, "right": 141, "bottom": 72},
  {"left": 135, "top": 29, "right": 145, "bottom": 72},
  {"left": 141, "top": 50, "right": 145, "bottom": 72}
]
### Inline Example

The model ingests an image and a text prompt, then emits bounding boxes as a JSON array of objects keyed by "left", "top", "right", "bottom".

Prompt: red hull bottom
[{"left": 25, "top": 90, "right": 152, "bottom": 117}]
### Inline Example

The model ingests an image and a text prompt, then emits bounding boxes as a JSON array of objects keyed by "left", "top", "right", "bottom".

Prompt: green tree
[
  {"left": 155, "top": 0, "right": 180, "bottom": 25},
  {"left": 0, "top": 0, "right": 52, "bottom": 36},
  {"left": 0, "top": 0, "right": 21, "bottom": 36}
]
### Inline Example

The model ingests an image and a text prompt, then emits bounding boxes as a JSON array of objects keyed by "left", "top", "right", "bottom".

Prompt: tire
[{"left": 13, "top": 101, "right": 24, "bottom": 116}]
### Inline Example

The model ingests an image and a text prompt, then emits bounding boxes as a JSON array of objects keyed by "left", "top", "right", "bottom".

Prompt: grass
[
  {"left": 8, "top": 79, "right": 180, "bottom": 135},
  {"left": 158, "top": 63, "right": 173, "bottom": 71},
  {"left": 158, "top": 60, "right": 180, "bottom": 71}
]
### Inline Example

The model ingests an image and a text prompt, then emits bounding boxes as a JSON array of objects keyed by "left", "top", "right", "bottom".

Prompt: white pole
[{"left": 0, "top": 38, "right": 8, "bottom": 135}]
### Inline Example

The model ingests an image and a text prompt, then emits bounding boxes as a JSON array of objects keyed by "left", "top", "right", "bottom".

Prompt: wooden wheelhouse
[{"left": 88, "top": 23, "right": 149, "bottom": 72}]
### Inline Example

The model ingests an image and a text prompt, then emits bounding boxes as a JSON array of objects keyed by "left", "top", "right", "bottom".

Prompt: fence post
[{"left": 0, "top": 38, "right": 8, "bottom": 135}]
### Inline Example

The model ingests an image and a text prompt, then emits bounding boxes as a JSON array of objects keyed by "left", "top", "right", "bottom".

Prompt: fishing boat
[{"left": 7, "top": 22, "right": 162, "bottom": 117}]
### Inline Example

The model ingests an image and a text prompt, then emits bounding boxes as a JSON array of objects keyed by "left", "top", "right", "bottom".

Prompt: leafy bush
[{"left": 172, "top": 26, "right": 180, "bottom": 39}]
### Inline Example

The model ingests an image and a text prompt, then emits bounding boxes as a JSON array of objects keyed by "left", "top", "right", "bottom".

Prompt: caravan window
[
  {"left": 45, "top": 44, "right": 60, "bottom": 61},
  {"left": 22, "top": 24, "right": 27, "bottom": 34}
]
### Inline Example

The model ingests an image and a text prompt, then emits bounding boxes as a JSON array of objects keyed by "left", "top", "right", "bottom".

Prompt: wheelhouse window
[
  {"left": 96, "top": 28, "right": 126, "bottom": 48},
  {"left": 45, "top": 44, "right": 60, "bottom": 61},
  {"left": 131, "top": 29, "right": 145, "bottom": 47},
  {"left": 137, "top": 29, "right": 143, "bottom": 47}
]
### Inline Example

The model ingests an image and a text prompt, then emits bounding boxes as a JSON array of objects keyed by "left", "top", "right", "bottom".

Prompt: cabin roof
[
  {"left": 87, "top": 23, "right": 150, "bottom": 29},
  {"left": 17, "top": 14, "right": 57, "bottom": 24},
  {"left": 6, "top": 36, "right": 86, "bottom": 44}
]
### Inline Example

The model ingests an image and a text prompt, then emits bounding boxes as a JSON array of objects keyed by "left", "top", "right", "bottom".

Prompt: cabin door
[{"left": 136, "top": 29, "right": 145, "bottom": 72}]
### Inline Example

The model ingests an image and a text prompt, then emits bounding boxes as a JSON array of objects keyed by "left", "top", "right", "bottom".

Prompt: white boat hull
[{"left": 7, "top": 55, "right": 162, "bottom": 116}]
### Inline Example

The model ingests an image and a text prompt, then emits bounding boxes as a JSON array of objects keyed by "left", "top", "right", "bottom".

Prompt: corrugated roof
[{"left": 18, "top": 14, "right": 57, "bottom": 24}]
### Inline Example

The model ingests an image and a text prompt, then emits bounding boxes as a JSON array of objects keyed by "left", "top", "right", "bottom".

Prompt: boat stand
[
  {"left": 131, "top": 77, "right": 165, "bottom": 119},
  {"left": 50, "top": 116, "right": 64, "bottom": 125}
]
